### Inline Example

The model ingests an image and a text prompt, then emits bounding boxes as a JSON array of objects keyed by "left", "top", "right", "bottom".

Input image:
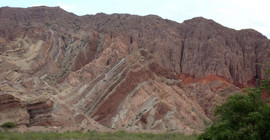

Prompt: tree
[{"left": 199, "top": 69, "right": 270, "bottom": 140}]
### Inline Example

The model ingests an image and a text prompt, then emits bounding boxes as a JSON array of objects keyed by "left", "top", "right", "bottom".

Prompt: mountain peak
[{"left": 183, "top": 16, "right": 225, "bottom": 28}]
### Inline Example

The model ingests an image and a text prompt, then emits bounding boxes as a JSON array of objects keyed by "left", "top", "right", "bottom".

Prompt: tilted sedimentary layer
[{"left": 0, "top": 6, "right": 269, "bottom": 133}]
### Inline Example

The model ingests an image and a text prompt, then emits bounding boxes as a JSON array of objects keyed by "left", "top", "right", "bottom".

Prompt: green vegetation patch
[
  {"left": 199, "top": 69, "right": 270, "bottom": 140},
  {"left": 0, "top": 130, "right": 197, "bottom": 140},
  {"left": 0, "top": 122, "right": 16, "bottom": 129}
]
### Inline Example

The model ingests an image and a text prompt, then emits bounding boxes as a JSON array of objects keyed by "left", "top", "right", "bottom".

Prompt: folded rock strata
[{"left": 0, "top": 6, "right": 269, "bottom": 133}]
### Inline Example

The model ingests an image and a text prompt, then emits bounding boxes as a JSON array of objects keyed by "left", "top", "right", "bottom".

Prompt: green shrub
[
  {"left": 1, "top": 122, "right": 16, "bottom": 129},
  {"left": 199, "top": 68, "right": 270, "bottom": 140}
]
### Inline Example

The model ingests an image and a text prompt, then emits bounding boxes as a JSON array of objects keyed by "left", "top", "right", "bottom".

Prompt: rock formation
[{"left": 0, "top": 6, "right": 269, "bottom": 134}]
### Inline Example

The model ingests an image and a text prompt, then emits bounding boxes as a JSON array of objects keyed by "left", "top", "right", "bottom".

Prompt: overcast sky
[{"left": 1, "top": 0, "right": 270, "bottom": 38}]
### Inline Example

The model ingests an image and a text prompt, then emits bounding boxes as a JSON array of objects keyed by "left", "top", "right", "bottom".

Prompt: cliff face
[
  {"left": 0, "top": 6, "right": 269, "bottom": 133},
  {"left": 84, "top": 14, "right": 270, "bottom": 85}
]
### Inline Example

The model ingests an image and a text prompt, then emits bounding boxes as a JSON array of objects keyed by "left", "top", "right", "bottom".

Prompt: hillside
[{"left": 0, "top": 6, "right": 269, "bottom": 134}]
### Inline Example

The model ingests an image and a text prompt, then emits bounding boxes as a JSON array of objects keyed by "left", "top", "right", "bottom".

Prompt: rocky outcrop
[
  {"left": 1, "top": 7, "right": 269, "bottom": 85},
  {"left": 26, "top": 100, "right": 54, "bottom": 126},
  {"left": 0, "top": 6, "right": 269, "bottom": 133},
  {"left": 0, "top": 94, "right": 58, "bottom": 126},
  {"left": 60, "top": 50, "right": 211, "bottom": 133},
  {"left": 0, "top": 94, "right": 25, "bottom": 111},
  {"left": 84, "top": 15, "right": 270, "bottom": 84},
  {"left": 0, "top": 94, "right": 29, "bottom": 125},
  {"left": 58, "top": 50, "right": 240, "bottom": 133}
]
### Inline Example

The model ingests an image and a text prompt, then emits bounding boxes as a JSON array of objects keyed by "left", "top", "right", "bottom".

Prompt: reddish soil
[{"left": 179, "top": 74, "right": 230, "bottom": 85}]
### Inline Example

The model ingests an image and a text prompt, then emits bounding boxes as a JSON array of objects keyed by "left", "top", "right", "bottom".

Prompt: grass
[{"left": 0, "top": 130, "right": 198, "bottom": 140}]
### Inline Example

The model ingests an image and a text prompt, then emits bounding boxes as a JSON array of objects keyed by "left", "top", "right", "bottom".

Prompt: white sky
[{"left": 0, "top": 0, "right": 270, "bottom": 38}]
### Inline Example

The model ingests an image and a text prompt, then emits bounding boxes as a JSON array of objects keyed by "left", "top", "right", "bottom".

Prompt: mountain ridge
[{"left": 0, "top": 6, "right": 269, "bottom": 133}]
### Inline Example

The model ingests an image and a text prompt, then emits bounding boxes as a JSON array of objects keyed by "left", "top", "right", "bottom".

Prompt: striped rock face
[{"left": 0, "top": 6, "right": 269, "bottom": 134}]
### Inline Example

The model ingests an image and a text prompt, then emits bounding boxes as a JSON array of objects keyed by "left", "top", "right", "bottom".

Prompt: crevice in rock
[
  {"left": 180, "top": 31, "right": 187, "bottom": 73},
  {"left": 94, "top": 36, "right": 102, "bottom": 59},
  {"left": 130, "top": 36, "right": 133, "bottom": 44},
  {"left": 254, "top": 44, "right": 259, "bottom": 79},
  {"left": 229, "top": 63, "right": 234, "bottom": 78}
]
